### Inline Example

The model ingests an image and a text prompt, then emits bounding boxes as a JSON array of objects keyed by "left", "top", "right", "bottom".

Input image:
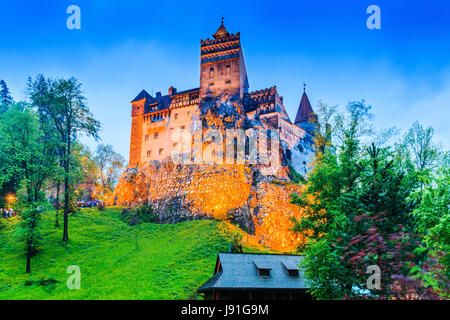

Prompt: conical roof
[
  {"left": 294, "top": 90, "right": 314, "bottom": 123},
  {"left": 213, "top": 21, "right": 230, "bottom": 39}
]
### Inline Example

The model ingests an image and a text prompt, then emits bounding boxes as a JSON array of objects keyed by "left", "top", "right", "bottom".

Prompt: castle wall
[
  {"left": 139, "top": 104, "right": 200, "bottom": 165},
  {"left": 139, "top": 111, "right": 170, "bottom": 164},
  {"left": 280, "top": 120, "right": 307, "bottom": 150}
]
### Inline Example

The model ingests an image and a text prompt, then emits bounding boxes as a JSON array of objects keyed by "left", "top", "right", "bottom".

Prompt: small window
[
  {"left": 147, "top": 150, "right": 152, "bottom": 157},
  {"left": 209, "top": 82, "right": 214, "bottom": 86},
  {"left": 226, "top": 64, "right": 231, "bottom": 74},
  {"left": 225, "top": 80, "right": 231, "bottom": 84},
  {"left": 154, "top": 132, "right": 159, "bottom": 139},
  {"left": 288, "top": 270, "right": 299, "bottom": 277},
  {"left": 180, "top": 125, "right": 185, "bottom": 130},
  {"left": 258, "top": 269, "right": 271, "bottom": 277},
  {"left": 145, "top": 135, "right": 149, "bottom": 141},
  {"left": 174, "top": 113, "right": 178, "bottom": 120},
  {"left": 159, "top": 148, "right": 164, "bottom": 155},
  {"left": 209, "top": 67, "right": 214, "bottom": 79}
]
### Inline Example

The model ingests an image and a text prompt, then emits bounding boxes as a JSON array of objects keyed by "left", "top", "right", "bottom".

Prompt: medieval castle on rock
[{"left": 128, "top": 21, "right": 317, "bottom": 176}]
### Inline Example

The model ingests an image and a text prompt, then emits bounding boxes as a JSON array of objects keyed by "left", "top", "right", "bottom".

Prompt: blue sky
[{"left": 1, "top": 0, "right": 449, "bottom": 159}]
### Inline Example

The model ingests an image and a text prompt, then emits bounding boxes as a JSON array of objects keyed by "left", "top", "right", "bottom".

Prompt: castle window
[
  {"left": 174, "top": 113, "right": 178, "bottom": 120},
  {"left": 147, "top": 150, "right": 152, "bottom": 157},
  {"left": 226, "top": 64, "right": 231, "bottom": 74},
  {"left": 145, "top": 135, "right": 149, "bottom": 141},
  {"left": 225, "top": 80, "right": 231, "bottom": 84},
  {"left": 159, "top": 148, "right": 164, "bottom": 155},
  {"left": 209, "top": 82, "right": 214, "bottom": 86},
  {"left": 180, "top": 125, "right": 185, "bottom": 130},
  {"left": 154, "top": 132, "right": 159, "bottom": 139},
  {"left": 209, "top": 67, "right": 214, "bottom": 79}
]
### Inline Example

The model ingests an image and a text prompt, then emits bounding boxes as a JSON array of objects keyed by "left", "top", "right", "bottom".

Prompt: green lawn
[{"left": 0, "top": 207, "right": 234, "bottom": 299}]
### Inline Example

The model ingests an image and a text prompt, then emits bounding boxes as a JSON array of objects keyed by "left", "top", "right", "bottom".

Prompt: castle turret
[
  {"left": 199, "top": 19, "right": 249, "bottom": 104},
  {"left": 129, "top": 89, "right": 153, "bottom": 167},
  {"left": 294, "top": 84, "right": 317, "bottom": 135}
]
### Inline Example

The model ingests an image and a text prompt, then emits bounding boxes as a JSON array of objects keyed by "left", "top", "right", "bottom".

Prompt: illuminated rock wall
[{"left": 114, "top": 160, "right": 308, "bottom": 251}]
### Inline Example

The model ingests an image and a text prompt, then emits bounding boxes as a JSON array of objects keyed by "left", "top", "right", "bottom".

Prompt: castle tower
[
  {"left": 294, "top": 85, "right": 317, "bottom": 135},
  {"left": 199, "top": 20, "right": 249, "bottom": 104},
  {"left": 129, "top": 89, "right": 152, "bottom": 167}
]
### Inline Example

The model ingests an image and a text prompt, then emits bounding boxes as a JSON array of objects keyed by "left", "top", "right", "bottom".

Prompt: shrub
[{"left": 121, "top": 205, "right": 155, "bottom": 226}]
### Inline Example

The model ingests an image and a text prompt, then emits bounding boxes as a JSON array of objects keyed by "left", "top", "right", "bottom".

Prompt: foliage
[
  {"left": 121, "top": 205, "right": 155, "bottom": 226},
  {"left": 94, "top": 144, "right": 126, "bottom": 194},
  {"left": 230, "top": 230, "right": 243, "bottom": 253},
  {"left": 0, "top": 104, "right": 58, "bottom": 204},
  {"left": 288, "top": 165, "right": 304, "bottom": 184},
  {"left": 291, "top": 101, "right": 446, "bottom": 299},
  {"left": 413, "top": 152, "right": 450, "bottom": 297},
  {"left": 0, "top": 79, "right": 13, "bottom": 109},
  {"left": 27, "top": 75, "right": 101, "bottom": 242},
  {"left": 15, "top": 204, "right": 43, "bottom": 273}
]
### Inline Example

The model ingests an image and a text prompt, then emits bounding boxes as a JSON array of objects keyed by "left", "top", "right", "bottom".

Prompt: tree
[
  {"left": 340, "top": 144, "right": 428, "bottom": 299},
  {"left": 413, "top": 151, "right": 450, "bottom": 297},
  {"left": 399, "top": 121, "right": 439, "bottom": 187},
  {"left": 0, "top": 103, "right": 57, "bottom": 272},
  {"left": 28, "top": 75, "right": 101, "bottom": 242},
  {"left": 17, "top": 205, "right": 43, "bottom": 273},
  {"left": 313, "top": 100, "right": 342, "bottom": 153},
  {"left": 292, "top": 101, "right": 372, "bottom": 299},
  {"left": 0, "top": 79, "right": 13, "bottom": 110},
  {"left": 94, "top": 144, "right": 126, "bottom": 201}
]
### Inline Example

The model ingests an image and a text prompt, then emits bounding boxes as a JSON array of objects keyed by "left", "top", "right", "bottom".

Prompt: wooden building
[{"left": 198, "top": 253, "right": 312, "bottom": 300}]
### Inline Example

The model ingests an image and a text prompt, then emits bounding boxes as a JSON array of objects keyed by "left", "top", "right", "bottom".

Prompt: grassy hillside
[{"left": 0, "top": 207, "right": 241, "bottom": 300}]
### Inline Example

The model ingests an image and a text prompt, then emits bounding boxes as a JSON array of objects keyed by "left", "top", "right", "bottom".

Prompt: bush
[
  {"left": 230, "top": 231, "right": 243, "bottom": 253},
  {"left": 121, "top": 205, "right": 155, "bottom": 226}
]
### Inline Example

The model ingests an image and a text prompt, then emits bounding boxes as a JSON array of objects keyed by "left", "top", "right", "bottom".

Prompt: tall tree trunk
[
  {"left": 55, "top": 181, "right": 60, "bottom": 227},
  {"left": 62, "top": 174, "right": 69, "bottom": 242},
  {"left": 62, "top": 132, "right": 71, "bottom": 242},
  {"left": 26, "top": 244, "right": 32, "bottom": 273}
]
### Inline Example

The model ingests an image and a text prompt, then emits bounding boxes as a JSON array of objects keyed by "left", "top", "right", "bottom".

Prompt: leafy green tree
[
  {"left": 340, "top": 144, "right": 427, "bottom": 299},
  {"left": 28, "top": 75, "right": 101, "bottom": 242},
  {"left": 413, "top": 151, "right": 450, "bottom": 297},
  {"left": 16, "top": 204, "right": 42, "bottom": 273},
  {"left": 397, "top": 121, "right": 439, "bottom": 187},
  {"left": 292, "top": 101, "right": 372, "bottom": 299},
  {"left": 94, "top": 144, "right": 126, "bottom": 197},
  {"left": 291, "top": 101, "right": 444, "bottom": 299},
  {"left": 0, "top": 103, "right": 58, "bottom": 272}
]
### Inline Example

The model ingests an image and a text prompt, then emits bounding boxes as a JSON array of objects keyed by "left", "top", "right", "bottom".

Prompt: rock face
[{"left": 114, "top": 159, "right": 309, "bottom": 251}]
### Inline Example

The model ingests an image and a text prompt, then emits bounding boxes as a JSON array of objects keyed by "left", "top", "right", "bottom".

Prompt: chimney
[
  {"left": 156, "top": 91, "right": 162, "bottom": 98},
  {"left": 169, "top": 86, "right": 177, "bottom": 95}
]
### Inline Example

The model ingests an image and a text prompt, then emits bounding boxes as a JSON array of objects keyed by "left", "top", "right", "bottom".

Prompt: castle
[{"left": 129, "top": 21, "right": 317, "bottom": 174}]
